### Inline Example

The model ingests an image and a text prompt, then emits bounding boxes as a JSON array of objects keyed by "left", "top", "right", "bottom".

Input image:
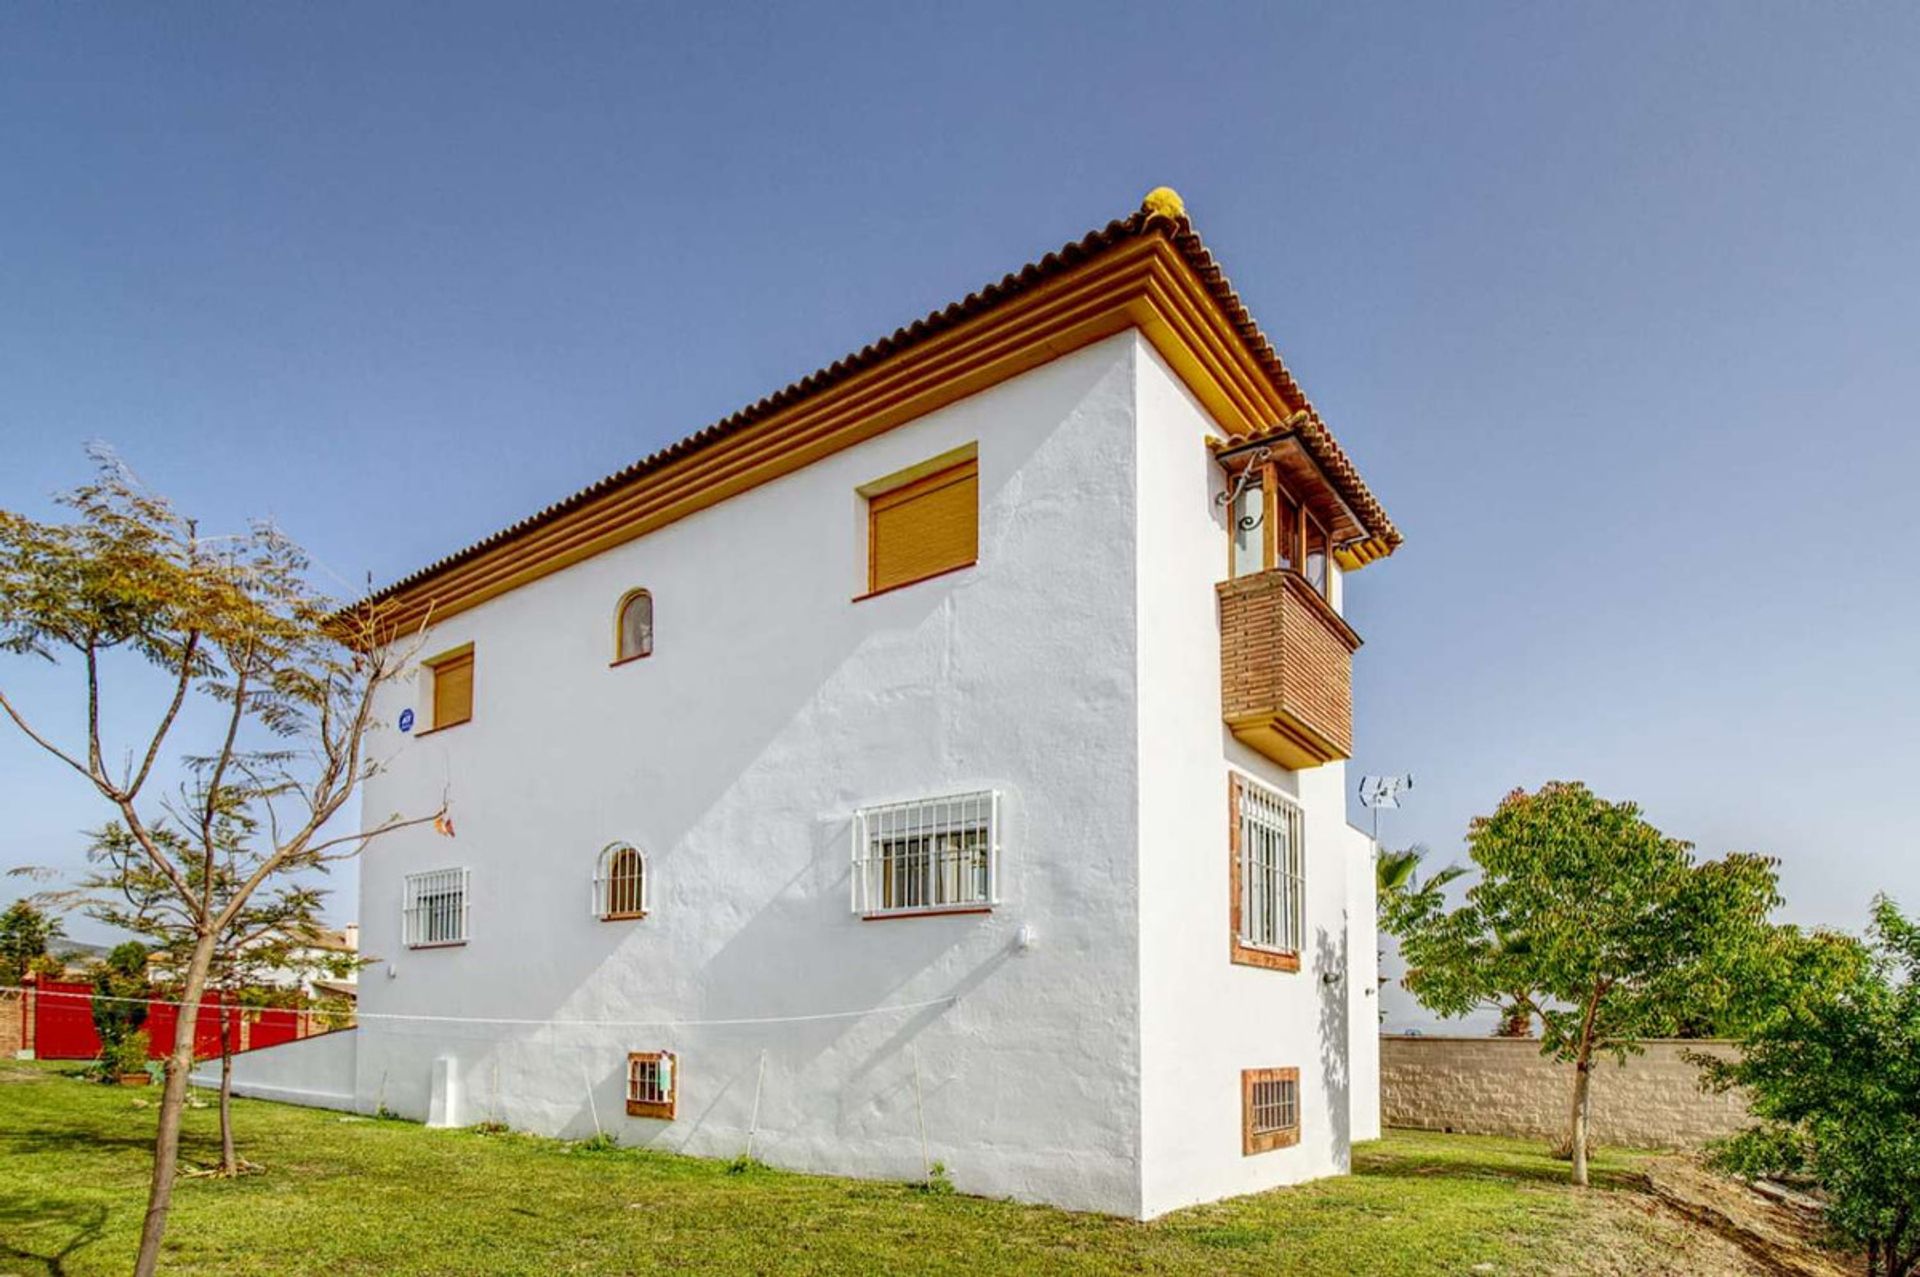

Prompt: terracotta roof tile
[{"left": 370, "top": 200, "right": 1398, "bottom": 603}]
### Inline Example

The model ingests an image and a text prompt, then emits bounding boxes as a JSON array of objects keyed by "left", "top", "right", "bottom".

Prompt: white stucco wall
[
  {"left": 189, "top": 1028, "right": 359, "bottom": 1110},
  {"left": 1132, "top": 341, "right": 1376, "bottom": 1217},
  {"left": 353, "top": 335, "right": 1148, "bottom": 1215}
]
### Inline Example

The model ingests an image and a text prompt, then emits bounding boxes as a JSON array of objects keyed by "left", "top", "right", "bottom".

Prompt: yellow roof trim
[{"left": 363, "top": 201, "right": 1398, "bottom": 635}]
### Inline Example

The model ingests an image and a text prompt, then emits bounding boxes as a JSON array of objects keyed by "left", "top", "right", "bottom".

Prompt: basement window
[
  {"left": 626, "top": 1051, "right": 677, "bottom": 1119},
  {"left": 403, "top": 867, "right": 470, "bottom": 948},
  {"left": 852, "top": 791, "right": 998, "bottom": 918},
  {"left": 1242, "top": 1066, "right": 1301, "bottom": 1155}
]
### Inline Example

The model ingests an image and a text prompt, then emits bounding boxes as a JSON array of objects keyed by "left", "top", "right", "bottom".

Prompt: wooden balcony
[{"left": 1217, "top": 568, "right": 1362, "bottom": 770}]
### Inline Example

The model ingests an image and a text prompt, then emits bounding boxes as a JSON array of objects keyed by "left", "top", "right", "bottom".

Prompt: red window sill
[
  {"left": 861, "top": 906, "right": 993, "bottom": 922},
  {"left": 599, "top": 912, "right": 648, "bottom": 922}
]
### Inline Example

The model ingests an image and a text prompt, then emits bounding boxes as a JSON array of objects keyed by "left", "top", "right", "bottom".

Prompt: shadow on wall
[
  {"left": 364, "top": 344, "right": 1147, "bottom": 1157},
  {"left": 1317, "top": 924, "right": 1350, "bottom": 1163}
]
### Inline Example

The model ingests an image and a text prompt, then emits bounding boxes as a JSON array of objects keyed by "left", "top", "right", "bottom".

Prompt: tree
[
  {"left": 1383, "top": 781, "right": 1781, "bottom": 1186},
  {"left": 0, "top": 898, "right": 66, "bottom": 985},
  {"left": 83, "top": 820, "right": 362, "bottom": 1174},
  {"left": 1378, "top": 843, "right": 1542, "bottom": 1037},
  {"left": 89, "top": 939, "right": 152, "bottom": 1063},
  {"left": 0, "top": 453, "right": 435, "bottom": 1277},
  {"left": 1700, "top": 899, "right": 1920, "bottom": 1277}
]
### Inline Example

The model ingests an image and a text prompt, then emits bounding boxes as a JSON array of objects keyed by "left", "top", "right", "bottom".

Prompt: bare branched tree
[
  {"left": 0, "top": 451, "right": 435, "bottom": 1277},
  {"left": 79, "top": 820, "right": 364, "bottom": 1175}
]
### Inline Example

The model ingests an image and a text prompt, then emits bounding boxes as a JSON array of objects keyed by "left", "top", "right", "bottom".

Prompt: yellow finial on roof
[{"left": 1141, "top": 186, "right": 1186, "bottom": 220}]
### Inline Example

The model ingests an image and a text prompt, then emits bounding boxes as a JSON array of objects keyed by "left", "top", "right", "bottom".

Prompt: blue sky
[{"left": 3, "top": 4, "right": 1916, "bottom": 1028}]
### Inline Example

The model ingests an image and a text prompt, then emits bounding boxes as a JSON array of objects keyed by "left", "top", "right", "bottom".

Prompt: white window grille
[
  {"left": 852, "top": 790, "right": 999, "bottom": 917},
  {"left": 1237, "top": 777, "right": 1304, "bottom": 955},
  {"left": 403, "top": 867, "right": 470, "bottom": 947},
  {"left": 1250, "top": 1072, "right": 1299, "bottom": 1136},
  {"left": 593, "top": 843, "right": 649, "bottom": 919}
]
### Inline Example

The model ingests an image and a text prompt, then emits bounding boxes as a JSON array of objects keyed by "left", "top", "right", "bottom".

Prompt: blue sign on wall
[{"left": 398, "top": 708, "right": 415, "bottom": 734}]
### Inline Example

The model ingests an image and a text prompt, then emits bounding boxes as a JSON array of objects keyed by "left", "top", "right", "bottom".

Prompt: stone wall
[{"left": 1380, "top": 1036, "right": 1750, "bottom": 1149}]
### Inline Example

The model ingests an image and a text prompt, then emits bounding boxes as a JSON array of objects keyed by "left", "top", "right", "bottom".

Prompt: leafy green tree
[
  {"left": 0, "top": 898, "right": 66, "bottom": 985},
  {"left": 1384, "top": 781, "right": 1781, "bottom": 1186},
  {"left": 89, "top": 939, "right": 151, "bottom": 1057},
  {"left": 1379, "top": 844, "right": 1542, "bottom": 1037},
  {"left": 1700, "top": 899, "right": 1920, "bottom": 1276},
  {"left": 0, "top": 453, "right": 436, "bottom": 1276}
]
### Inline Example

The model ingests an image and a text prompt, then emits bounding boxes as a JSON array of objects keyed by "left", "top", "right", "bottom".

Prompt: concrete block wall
[{"left": 1380, "top": 1035, "right": 1750, "bottom": 1149}]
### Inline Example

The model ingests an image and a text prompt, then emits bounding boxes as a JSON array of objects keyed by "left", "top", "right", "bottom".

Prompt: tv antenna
[{"left": 1357, "top": 774, "right": 1413, "bottom": 842}]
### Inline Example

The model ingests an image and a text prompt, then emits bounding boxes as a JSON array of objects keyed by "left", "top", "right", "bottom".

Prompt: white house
[{"left": 214, "top": 188, "right": 1402, "bottom": 1218}]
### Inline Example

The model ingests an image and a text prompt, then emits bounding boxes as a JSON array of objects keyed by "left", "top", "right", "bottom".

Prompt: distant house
[
  {"left": 225, "top": 188, "right": 1401, "bottom": 1218},
  {"left": 149, "top": 923, "right": 360, "bottom": 1005}
]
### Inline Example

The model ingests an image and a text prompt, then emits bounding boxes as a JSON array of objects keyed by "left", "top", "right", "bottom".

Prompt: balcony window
[
  {"left": 1217, "top": 444, "right": 1341, "bottom": 602},
  {"left": 1230, "top": 478, "right": 1264, "bottom": 579}
]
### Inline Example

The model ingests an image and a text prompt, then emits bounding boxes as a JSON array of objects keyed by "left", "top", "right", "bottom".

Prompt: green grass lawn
[{"left": 0, "top": 1059, "right": 1727, "bottom": 1275}]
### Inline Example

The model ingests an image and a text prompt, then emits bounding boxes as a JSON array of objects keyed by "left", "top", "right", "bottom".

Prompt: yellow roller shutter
[
  {"left": 429, "top": 647, "right": 474, "bottom": 729},
  {"left": 867, "top": 458, "right": 978, "bottom": 594}
]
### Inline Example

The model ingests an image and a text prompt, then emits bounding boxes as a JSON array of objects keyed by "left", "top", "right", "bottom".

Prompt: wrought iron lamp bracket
[{"left": 1215, "top": 445, "right": 1271, "bottom": 531}]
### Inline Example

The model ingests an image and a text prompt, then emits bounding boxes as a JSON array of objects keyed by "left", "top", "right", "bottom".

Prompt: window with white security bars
[
  {"left": 1231, "top": 774, "right": 1304, "bottom": 968},
  {"left": 403, "top": 867, "right": 469, "bottom": 947},
  {"left": 852, "top": 791, "right": 999, "bottom": 917}
]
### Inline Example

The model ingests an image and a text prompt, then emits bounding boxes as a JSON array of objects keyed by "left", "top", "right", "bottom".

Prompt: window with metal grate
[
  {"left": 852, "top": 791, "right": 999, "bottom": 918},
  {"left": 403, "top": 867, "right": 470, "bottom": 947}
]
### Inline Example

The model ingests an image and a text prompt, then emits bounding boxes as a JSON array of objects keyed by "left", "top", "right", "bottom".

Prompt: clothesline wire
[{"left": 0, "top": 984, "right": 958, "bottom": 1030}]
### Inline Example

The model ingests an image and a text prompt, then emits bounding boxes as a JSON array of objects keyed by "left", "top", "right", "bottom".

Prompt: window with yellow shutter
[
  {"left": 863, "top": 453, "right": 978, "bottom": 597},
  {"left": 424, "top": 645, "right": 474, "bottom": 731}
]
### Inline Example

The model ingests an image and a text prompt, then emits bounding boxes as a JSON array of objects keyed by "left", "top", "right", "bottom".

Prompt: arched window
[
  {"left": 595, "top": 843, "right": 648, "bottom": 920},
  {"left": 615, "top": 590, "right": 653, "bottom": 663}
]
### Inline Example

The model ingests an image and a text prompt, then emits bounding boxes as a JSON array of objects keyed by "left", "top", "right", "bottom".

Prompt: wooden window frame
[
  {"left": 1242, "top": 1066, "right": 1301, "bottom": 1155},
  {"left": 595, "top": 843, "right": 648, "bottom": 921},
  {"left": 418, "top": 643, "right": 475, "bottom": 734},
  {"left": 1222, "top": 457, "right": 1333, "bottom": 602},
  {"left": 611, "top": 589, "right": 653, "bottom": 667},
  {"left": 625, "top": 1051, "right": 677, "bottom": 1119},
  {"left": 857, "top": 446, "right": 980, "bottom": 600},
  {"left": 1228, "top": 773, "right": 1302, "bottom": 972}
]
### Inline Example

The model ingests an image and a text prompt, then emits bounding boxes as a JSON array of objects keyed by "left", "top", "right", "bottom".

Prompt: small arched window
[
  {"left": 595, "top": 842, "right": 648, "bottom": 920},
  {"left": 615, "top": 590, "right": 653, "bottom": 664}
]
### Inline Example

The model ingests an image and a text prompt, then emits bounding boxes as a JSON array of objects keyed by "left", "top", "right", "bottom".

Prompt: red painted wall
[
  {"left": 27, "top": 980, "right": 101, "bottom": 1060},
  {"left": 26, "top": 978, "right": 302, "bottom": 1062}
]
